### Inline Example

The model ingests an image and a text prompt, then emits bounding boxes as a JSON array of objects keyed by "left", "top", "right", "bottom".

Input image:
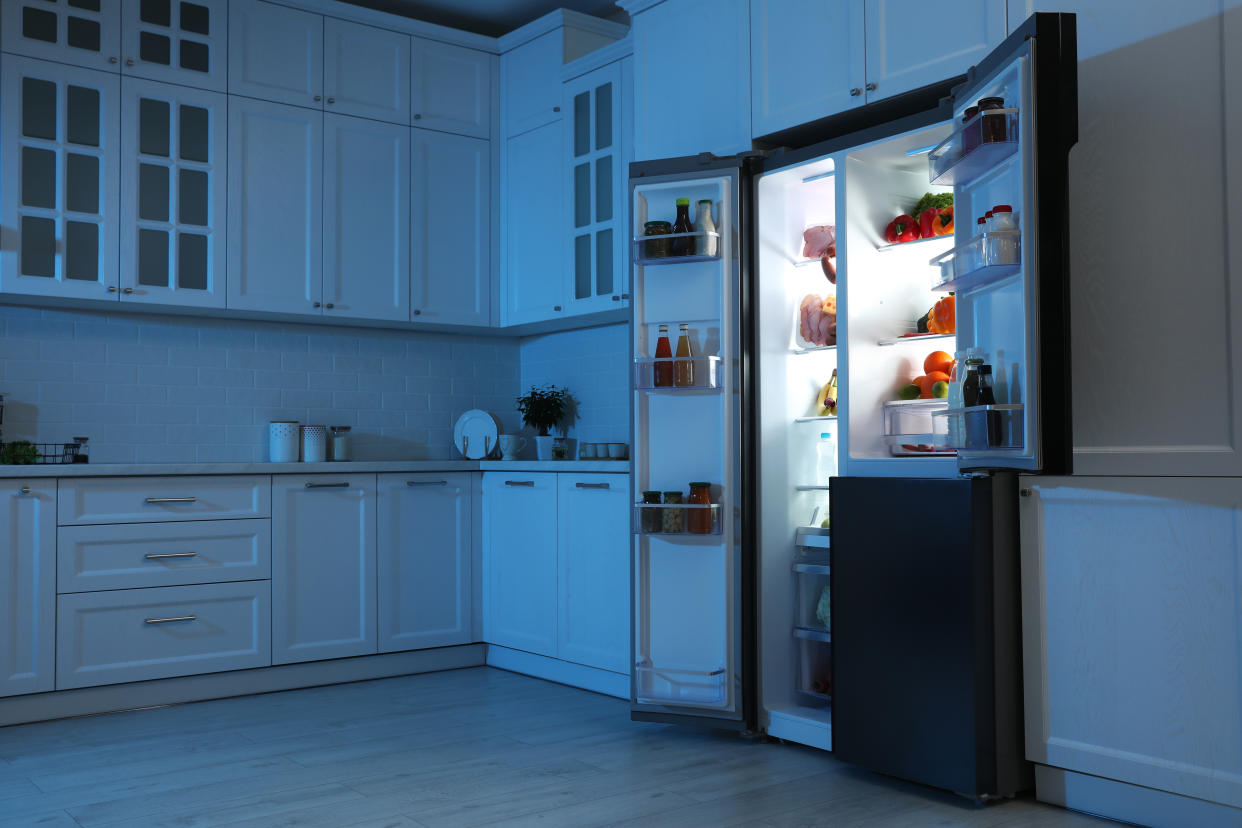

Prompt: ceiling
[{"left": 336, "top": 0, "right": 626, "bottom": 37}]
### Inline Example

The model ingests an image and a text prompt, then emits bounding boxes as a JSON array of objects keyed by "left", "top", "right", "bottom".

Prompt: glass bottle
[
  {"left": 662, "top": 491, "right": 685, "bottom": 533},
  {"left": 946, "top": 353, "right": 965, "bottom": 449},
  {"left": 962, "top": 358, "right": 982, "bottom": 407},
  {"left": 671, "top": 197, "right": 696, "bottom": 257},
  {"left": 641, "top": 491, "right": 663, "bottom": 534},
  {"left": 653, "top": 324, "right": 673, "bottom": 387},
  {"left": 816, "top": 432, "right": 837, "bottom": 483},
  {"left": 688, "top": 482, "right": 713, "bottom": 534},
  {"left": 674, "top": 323, "right": 695, "bottom": 387},
  {"left": 978, "top": 364, "right": 1000, "bottom": 447},
  {"left": 696, "top": 199, "right": 717, "bottom": 257}
]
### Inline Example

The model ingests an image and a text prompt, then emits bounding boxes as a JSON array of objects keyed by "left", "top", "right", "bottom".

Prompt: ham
[
  {"left": 799, "top": 294, "right": 838, "bottom": 347},
  {"left": 801, "top": 225, "right": 836, "bottom": 259}
]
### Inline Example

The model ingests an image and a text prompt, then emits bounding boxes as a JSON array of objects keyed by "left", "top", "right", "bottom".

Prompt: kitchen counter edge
[{"left": 0, "top": 460, "right": 633, "bottom": 478}]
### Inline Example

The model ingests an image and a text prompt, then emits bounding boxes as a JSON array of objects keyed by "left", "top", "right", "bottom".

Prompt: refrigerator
[{"left": 627, "top": 13, "right": 1077, "bottom": 799}]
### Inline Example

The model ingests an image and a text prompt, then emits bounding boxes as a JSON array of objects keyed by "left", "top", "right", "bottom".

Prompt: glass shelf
[
  {"left": 793, "top": 561, "right": 830, "bottom": 575},
  {"left": 876, "top": 332, "right": 955, "bottom": 347},
  {"left": 791, "top": 344, "right": 836, "bottom": 355},
  {"left": 932, "top": 404, "right": 1025, "bottom": 450},
  {"left": 929, "top": 231, "right": 1020, "bottom": 292},
  {"left": 634, "top": 662, "right": 728, "bottom": 708},
  {"left": 634, "top": 502, "right": 722, "bottom": 535},
  {"left": 794, "top": 528, "right": 831, "bottom": 551},
  {"left": 793, "top": 415, "right": 837, "bottom": 424},
  {"left": 875, "top": 234, "right": 951, "bottom": 253},
  {"left": 928, "top": 109, "right": 1019, "bottom": 186},
  {"left": 795, "top": 627, "right": 832, "bottom": 643},
  {"left": 634, "top": 356, "right": 721, "bottom": 391},
  {"left": 794, "top": 484, "right": 831, "bottom": 492},
  {"left": 633, "top": 230, "right": 721, "bottom": 266}
]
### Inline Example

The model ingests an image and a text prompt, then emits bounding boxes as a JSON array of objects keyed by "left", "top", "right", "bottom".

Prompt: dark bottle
[
  {"left": 671, "top": 197, "right": 697, "bottom": 257},
  {"left": 977, "top": 96, "right": 1009, "bottom": 143},
  {"left": 978, "top": 364, "right": 1001, "bottom": 446},
  {"left": 962, "top": 360, "right": 982, "bottom": 407}
]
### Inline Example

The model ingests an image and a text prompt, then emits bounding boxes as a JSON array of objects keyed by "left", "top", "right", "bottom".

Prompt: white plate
[{"left": 453, "top": 409, "right": 499, "bottom": 459}]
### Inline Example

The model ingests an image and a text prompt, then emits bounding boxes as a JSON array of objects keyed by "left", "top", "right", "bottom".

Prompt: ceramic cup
[
  {"left": 301, "top": 425, "right": 327, "bottom": 463},
  {"left": 580, "top": 442, "right": 597, "bottom": 459},
  {"left": 607, "top": 442, "right": 628, "bottom": 460},
  {"left": 269, "top": 420, "right": 300, "bottom": 463},
  {"left": 498, "top": 434, "right": 526, "bottom": 461}
]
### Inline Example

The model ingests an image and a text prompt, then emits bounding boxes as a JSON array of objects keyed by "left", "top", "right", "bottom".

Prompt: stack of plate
[{"left": 453, "top": 409, "right": 499, "bottom": 459}]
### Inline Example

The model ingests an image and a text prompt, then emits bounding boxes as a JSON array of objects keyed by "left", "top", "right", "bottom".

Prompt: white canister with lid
[
  {"left": 270, "top": 420, "right": 300, "bottom": 463},
  {"left": 329, "top": 426, "right": 352, "bottom": 461},
  {"left": 301, "top": 425, "right": 327, "bottom": 463}
]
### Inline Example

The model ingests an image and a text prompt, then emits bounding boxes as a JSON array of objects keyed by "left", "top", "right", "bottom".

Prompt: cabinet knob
[
  {"left": 413, "top": 309, "right": 422, "bottom": 316},
  {"left": 865, "top": 82, "right": 877, "bottom": 92},
  {"left": 107, "top": 286, "right": 117, "bottom": 292},
  {"left": 126, "top": 58, "right": 135, "bottom": 66},
  {"left": 620, "top": 293, "right": 630, "bottom": 300},
  {"left": 18, "top": 486, "right": 31, "bottom": 495},
  {"left": 413, "top": 113, "right": 422, "bottom": 120},
  {"left": 122, "top": 287, "right": 134, "bottom": 294},
  {"left": 314, "top": 95, "right": 322, "bottom": 102},
  {"left": 313, "top": 302, "right": 322, "bottom": 308},
  {"left": 325, "top": 303, "right": 334, "bottom": 309},
  {"left": 849, "top": 88, "right": 862, "bottom": 97},
  {"left": 612, "top": 295, "right": 620, "bottom": 301},
  {"left": 552, "top": 106, "right": 560, "bottom": 112},
  {"left": 109, "top": 56, "right": 119, "bottom": 64},
  {"left": 327, "top": 97, "right": 335, "bottom": 104},
  {"left": 553, "top": 305, "right": 562, "bottom": 312}
]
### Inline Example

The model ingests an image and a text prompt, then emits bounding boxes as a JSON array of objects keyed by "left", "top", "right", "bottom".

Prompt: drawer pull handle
[
  {"left": 144, "top": 615, "right": 196, "bottom": 624},
  {"left": 407, "top": 480, "right": 448, "bottom": 487},
  {"left": 18, "top": 486, "right": 32, "bottom": 495},
  {"left": 144, "top": 552, "right": 198, "bottom": 560},
  {"left": 146, "top": 497, "right": 197, "bottom": 504},
  {"left": 576, "top": 482, "right": 610, "bottom": 489},
  {"left": 504, "top": 480, "right": 535, "bottom": 487},
  {"left": 305, "top": 482, "right": 350, "bottom": 489}
]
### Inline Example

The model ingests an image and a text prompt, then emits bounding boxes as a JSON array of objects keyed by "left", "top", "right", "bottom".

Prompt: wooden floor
[{"left": 0, "top": 667, "right": 1117, "bottom": 827}]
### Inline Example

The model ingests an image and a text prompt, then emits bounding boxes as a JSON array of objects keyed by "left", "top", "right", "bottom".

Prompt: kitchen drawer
[
  {"left": 58, "top": 476, "right": 271, "bottom": 525},
  {"left": 56, "top": 581, "right": 271, "bottom": 689},
  {"left": 58, "top": 520, "right": 272, "bottom": 594}
]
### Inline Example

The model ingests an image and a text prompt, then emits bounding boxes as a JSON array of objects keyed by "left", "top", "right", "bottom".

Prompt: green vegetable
[
  {"left": 1, "top": 440, "right": 39, "bottom": 465},
  {"left": 816, "top": 586, "right": 831, "bottom": 629},
  {"left": 911, "top": 191, "right": 953, "bottom": 219}
]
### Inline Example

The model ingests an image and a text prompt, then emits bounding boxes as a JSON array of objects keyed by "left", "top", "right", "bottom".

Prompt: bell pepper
[
  {"left": 932, "top": 206, "right": 954, "bottom": 236},
  {"left": 885, "top": 214, "right": 919, "bottom": 244},
  {"left": 930, "top": 295, "right": 955, "bottom": 333}
]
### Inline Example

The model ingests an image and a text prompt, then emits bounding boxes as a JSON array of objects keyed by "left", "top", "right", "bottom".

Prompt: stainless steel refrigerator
[{"left": 627, "top": 13, "right": 1078, "bottom": 799}]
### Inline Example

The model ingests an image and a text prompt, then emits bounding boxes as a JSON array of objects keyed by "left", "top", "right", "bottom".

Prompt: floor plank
[{"left": 0, "top": 667, "right": 1117, "bottom": 828}]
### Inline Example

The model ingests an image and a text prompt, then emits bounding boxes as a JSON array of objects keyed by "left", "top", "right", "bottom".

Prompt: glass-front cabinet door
[
  {"left": 119, "top": 77, "right": 226, "bottom": 307},
  {"left": 564, "top": 60, "right": 627, "bottom": 315},
  {"left": 120, "top": 0, "right": 228, "bottom": 92},
  {"left": 0, "top": 0, "right": 122, "bottom": 73},
  {"left": 0, "top": 55, "right": 120, "bottom": 300}
]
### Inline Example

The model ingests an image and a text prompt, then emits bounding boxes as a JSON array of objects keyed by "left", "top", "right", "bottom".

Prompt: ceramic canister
[
  {"left": 270, "top": 420, "right": 300, "bottom": 462},
  {"left": 301, "top": 425, "right": 327, "bottom": 463}
]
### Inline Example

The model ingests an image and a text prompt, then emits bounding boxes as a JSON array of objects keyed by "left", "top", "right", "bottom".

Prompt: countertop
[{"left": 0, "top": 459, "right": 632, "bottom": 479}]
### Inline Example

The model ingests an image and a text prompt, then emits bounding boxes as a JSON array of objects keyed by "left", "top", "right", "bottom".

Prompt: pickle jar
[
  {"left": 661, "top": 491, "right": 684, "bottom": 533},
  {"left": 641, "top": 491, "right": 663, "bottom": 534},
  {"left": 643, "top": 221, "right": 673, "bottom": 259}
]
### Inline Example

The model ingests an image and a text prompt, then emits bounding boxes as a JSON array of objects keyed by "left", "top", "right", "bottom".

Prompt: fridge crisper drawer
[
  {"left": 634, "top": 663, "right": 728, "bottom": 708},
  {"left": 882, "top": 399, "right": 954, "bottom": 456}
]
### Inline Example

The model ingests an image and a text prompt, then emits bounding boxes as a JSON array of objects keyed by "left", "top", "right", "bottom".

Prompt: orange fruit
[
  {"left": 925, "top": 370, "right": 951, "bottom": 385},
  {"left": 913, "top": 375, "right": 932, "bottom": 398},
  {"left": 924, "top": 351, "right": 954, "bottom": 375}
]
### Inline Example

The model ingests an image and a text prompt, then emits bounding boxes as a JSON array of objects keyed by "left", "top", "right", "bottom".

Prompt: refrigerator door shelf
[
  {"left": 794, "top": 529, "right": 831, "bottom": 552},
  {"left": 929, "top": 232, "right": 1021, "bottom": 293},
  {"left": 633, "top": 502, "right": 723, "bottom": 535},
  {"left": 927, "top": 109, "right": 1019, "bottom": 186},
  {"left": 876, "top": 332, "right": 955, "bottom": 347},
  {"left": 794, "top": 627, "right": 832, "bottom": 643},
  {"left": 633, "top": 356, "right": 722, "bottom": 391},
  {"left": 633, "top": 231, "right": 721, "bottom": 266},
  {"left": 634, "top": 663, "right": 729, "bottom": 708},
  {"left": 793, "top": 561, "right": 831, "bottom": 574},
  {"left": 932, "top": 404, "right": 1025, "bottom": 451}
]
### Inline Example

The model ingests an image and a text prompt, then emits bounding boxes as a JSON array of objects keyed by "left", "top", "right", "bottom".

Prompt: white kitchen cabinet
[
  {"left": 272, "top": 475, "right": 377, "bottom": 665},
  {"left": 1, "top": 0, "right": 121, "bottom": 72},
  {"left": 411, "top": 129, "right": 490, "bottom": 326},
  {"left": 750, "top": 0, "right": 866, "bottom": 137},
  {"left": 377, "top": 473, "right": 472, "bottom": 652},
  {"left": 325, "top": 18, "right": 412, "bottom": 125},
  {"left": 563, "top": 59, "right": 629, "bottom": 316},
  {"left": 557, "top": 474, "right": 630, "bottom": 673},
  {"left": 627, "top": 0, "right": 751, "bottom": 161},
  {"left": 412, "top": 38, "right": 491, "bottom": 138},
  {"left": 501, "top": 30, "right": 564, "bottom": 138},
  {"left": 226, "top": 95, "right": 323, "bottom": 316},
  {"left": 120, "top": 0, "right": 228, "bottom": 92},
  {"left": 501, "top": 120, "right": 565, "bottom": 326},
  {"left": 120, "top": 77, "right": 226, "bottom": 308},
  {"left": 0, "top": 482, "right": 55, "bottom": 698},
  {"left": 228, "top": 0, "right": 323, "bottom": 109},
  {"left": 323, "top": 113, "right": 410, "bottom": 323},
  {"left": 482, "top": 473, "right": 558, "bottom": 657},
  {"left": 0, "top": 56, "right": 120, "bottom": 301},
  {"left": 1021, "top": 477, "right": 1242, "bottom": 810}
]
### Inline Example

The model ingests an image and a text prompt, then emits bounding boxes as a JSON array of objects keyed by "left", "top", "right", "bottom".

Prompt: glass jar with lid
[
  {"left": 661, "top": 491, "right": 685, "bottom": 533},
  {"left": 328, "top": 426, "right": 351, "bottom": 461},
  {"left": 641, "top": 491, "right": 663, "bottom": 534},
  {"left": 643, "top": 221, "right": 672, "bottom": 259},
  {"left": 687, "top": 483, "right": 713, "bottom": 534}
]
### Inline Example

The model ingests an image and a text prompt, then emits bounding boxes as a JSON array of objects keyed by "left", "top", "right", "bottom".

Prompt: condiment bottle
[
  {"left": 990, "top": 204, "right": 1017, "bottom": 231},
  {"left": 688, "top": 483, "right": 713, "bottom": 534},
  {"left": 654, "top": 324, "right": 673, "bottom": 387},
  {"left": 671, "top": 198, "right": 696, "bottom": 257},
  {"left": 978, "top": 364, "right": 1000, "bottom": 447},
  {"left": 696, "top": 200, "right": 717, "bottom": 257},
  {"left": 962, "top": 358, "right": 983, "bottom": 407},
  {"left": 674, "top": 323, "right": 695, "bottom": 387}
]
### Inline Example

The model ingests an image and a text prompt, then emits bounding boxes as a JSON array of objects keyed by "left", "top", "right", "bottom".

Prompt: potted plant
[{"left": 516, "top": 384, "right": 570, "bottom": 460}]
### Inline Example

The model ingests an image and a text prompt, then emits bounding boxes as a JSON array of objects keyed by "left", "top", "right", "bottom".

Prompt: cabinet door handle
[
  {"left": 407, "top": 480, "right": 448, "bottom": 487},
  {"left": 552, "top": 106, "right": 560, "bottom": 112},
  {"left": 413, "top": 113, "right": 422, "bottom": 120},
  {"left": 126, "top": 58, "right": 135, "bottom": 66},
  {"left": 413, "top": 309, "right": 422, "bottom": 315},
  {"left": 313, "top": 302, "right": 322, "bottom": 308},
  {"left": 327, "top": 97, "right": 335, "bottom": 104},
  {"left": 849, "top": 88, "right": 862, "bottom": 97},
  {"left": 144, "top": 615, "right": 196, "bottom": 624},
  {"left": 576, "top": 482, "right": 610, "bottom": 490},
  {"left": 144, "top": 551, "right": 198, "bottom": 560},
  {"left": 18, "top": 486, "right": 32, "bottom": 495},
  {"left": 504, "top": 480, "right": 535, "bottom": 487},
  {"left": 865, "top": 82, "right": 877, "bottom": 91},
  {"left": 145, "top": 497, "right": 197, "bottom": 504},
  {"left": 621, "top": 293, "right": 630, "bottom": 299},
  {"left": 553, "top": 305, "right": 562, "bottom": 312},
  {"left": 305, "top": 482, "right": 350, "bottom": 489},
  {"left": 107, "top": 286, "right": 118, "bottom": 292},
  {"left": 122, "top": 287, "right": 135, "bottom": 294},
  {"left": 314, "top": 95, "right": 322, "bottom": 102},
  {"left": 109, "top": 56, "right": 119, "bottom": 64},
  {"left": 325, "top": 303, "right": 334, "bottom": 309},
  {"left": 612, "top": 295, "right": 620, "bottom": 301}
]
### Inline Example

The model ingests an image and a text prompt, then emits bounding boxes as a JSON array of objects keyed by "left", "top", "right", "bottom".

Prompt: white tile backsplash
[{"left": 519, "top": 323, "right": 630, "bottom": 449}]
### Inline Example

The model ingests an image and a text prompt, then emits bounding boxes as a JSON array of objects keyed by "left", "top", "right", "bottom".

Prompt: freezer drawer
[{"left": 56, "top": 581, "right": 271, "bottom": 689}]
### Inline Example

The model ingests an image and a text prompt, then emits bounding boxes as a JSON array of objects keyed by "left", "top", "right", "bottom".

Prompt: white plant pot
[{"left": 535, "top": 435, "right": 556, "bottom": 461}]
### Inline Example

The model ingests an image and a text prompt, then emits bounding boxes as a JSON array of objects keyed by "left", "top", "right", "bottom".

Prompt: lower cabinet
[
  {"left": 482, "top": 472, "right": 558, "bottom": 655},
  {"left": 377, "top": 472, "right": 472, "bottom": 651},
  {"left": 1, "top": 482, "right": 55, "bottom": 698},
  {"left": 272, "top": 474, "right": 378, "bottom": 664},
  {"left": 57, "top": 581, "right": 271, "bottom": 689}
]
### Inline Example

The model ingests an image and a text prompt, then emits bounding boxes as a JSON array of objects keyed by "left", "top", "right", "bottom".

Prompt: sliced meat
[{"left": 801, "top": 225, "right": 836, "bottom": 259}]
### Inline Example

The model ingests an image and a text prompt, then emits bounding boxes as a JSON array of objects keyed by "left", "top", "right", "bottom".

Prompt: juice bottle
[
  {"left": 674, "top": 323, "right": 695, "bottom": 387},
  {"left": 653, "top": 324, "right": 672, "bottom": 387}
]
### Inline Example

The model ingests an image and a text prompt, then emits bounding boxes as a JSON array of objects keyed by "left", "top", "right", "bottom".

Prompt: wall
[
  {"left": 519, "top": 323, "right": 630, "bottom": 452},
  {"left": 0, "top": 304, "right": 522, "bottom": 464}
]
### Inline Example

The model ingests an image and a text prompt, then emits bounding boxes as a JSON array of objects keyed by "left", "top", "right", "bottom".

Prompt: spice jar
[
  {"left": 328, "top": 426, "right": 351, "bottom": 461},
  {"left": 643, "top": 221, "right": 672, "bottom": 259},
  {"left": 977, "top": 96, "right": 1009, "bottom": 143},
  {"left": 688, "top": 482, "right": 713, "bottom": 534},
  {"left": 661, "top": 491, "right": 684, "bottom": 533},
  {"left": 641, "top": 491, "right": 663, "bottom": 534}
]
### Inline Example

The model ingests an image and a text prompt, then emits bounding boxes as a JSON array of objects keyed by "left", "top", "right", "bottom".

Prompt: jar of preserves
[
  {"left": 641, "top": 491, "right": 663, "bottom": 534},
  {"left": 662, "top": 491, "right": 684, "bottom": 533},
  {"left": 961, "top": 105, "right": 980, "bottom": 155},
  {"left": 643, "top": 221, "right": 672, "bottom": 259},
  {"left": 688, "top": 482, "right": 713, "bottom": 534},
  {"left": 977, "top": 96, "right": 1009, "bottom": 143}
]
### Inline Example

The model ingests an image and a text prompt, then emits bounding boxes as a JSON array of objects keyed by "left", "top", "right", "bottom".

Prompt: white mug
[
  {"left": 580, "top": 443, "right": 597, "bottom": 459},
  {"left": 498, "top": 434, "right": 527, "bottom": 460},
  {"left": 607, "top": 443, "right": 628, "bottom": 460}
]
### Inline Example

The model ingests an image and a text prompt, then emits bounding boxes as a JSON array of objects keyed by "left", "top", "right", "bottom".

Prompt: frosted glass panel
[
  {"left": 67, "top": 86, "right": 100, "bottom": 147},
  {"left": 596, "top": 228, "right": 613, "bottom": 294},
  {"left": 595, "top": 156, "right": 612, "bottom": 222},
  {"left": 573, "top": 91, "right": 590, "bottom": 157},
  {"left": 66, "top": 221, "right": 98, "bottom": 281},
  {"left": 574, "top": 163, "right": 590, "bottom": 228},
  {"left": 179, "top": 105, "right": 209, "bottom": 161},
  {"left": 23, "top": 78, "right": 57, "bottom": 140},
  {"left": 21, "top": 147, "right": 56, "bottom": 209},
  {"left": 138, "top": 228, "right": 169, "bottom": 286},
  {"left": 594, "top": 83, "right": 612, "bottom": 151},
  {"left": 178, "top": 232, "right": 208, "bottom": 290},
  {"left": 20, "top": 217, "right": 56, "bottom": 277},
  {"left": 574, "top": 234, "right": 591, "bottom": 300},
  {"left": 67, "top": 153, "right": 99, "bottom": 214},
  {"left": 178, "top": 169, "right": 208, "bottom": 226},
  {"left": 139, "top": 163, "right": 169, "bottom": 222}
]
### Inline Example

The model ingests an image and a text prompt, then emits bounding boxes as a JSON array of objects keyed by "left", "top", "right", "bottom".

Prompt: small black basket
[{"left": 35, "top": 442, "right": 82, "bottom": 464}]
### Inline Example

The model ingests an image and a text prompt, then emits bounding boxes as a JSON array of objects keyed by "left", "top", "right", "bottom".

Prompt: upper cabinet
[
  {"left": 502, "top": 30, "right": 564, "bottom": 137},
  {"left": 228, "top": 1, "right": 323, "bottom": 109},
  {"left": 502, "top": 119, "right": 565, "bottom": 326},
  {"left": 1, "top": 0, "right": 122, "bottom": 72},
  {"left": 121, "top": 0, "right": 228, "bottom": 92},
  {"left": 412, "top": 38, "right": 492, "bottom": 138},
  {"left": 750, "top": 0, "right": 1007, "bottom": 138},
  {"left": 325, "top": 19, "right": 412, "bottom": 124}
]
